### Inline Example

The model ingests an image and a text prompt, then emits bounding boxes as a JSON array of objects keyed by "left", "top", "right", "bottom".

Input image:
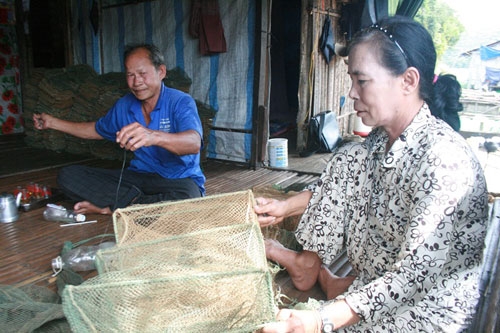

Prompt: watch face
[{"left": 323, "top": 323, "right": 334, "bottom": 333}]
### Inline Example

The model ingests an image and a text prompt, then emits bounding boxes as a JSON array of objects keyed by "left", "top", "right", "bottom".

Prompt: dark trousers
[{"left": 57, "top": 165, "right": 202, "bottom": 210}]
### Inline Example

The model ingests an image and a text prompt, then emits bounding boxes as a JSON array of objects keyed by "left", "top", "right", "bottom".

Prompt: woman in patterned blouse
[{"left": 254, "top": 15, "right": 489, "bottom": 333}]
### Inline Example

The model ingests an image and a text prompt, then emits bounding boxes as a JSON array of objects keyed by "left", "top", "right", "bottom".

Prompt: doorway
[
  {"left": 269, "top": 0, "right": 301, "bottom": 152},
  {"left": 28, "top": 0, "right": 68, "bottom": 68}
]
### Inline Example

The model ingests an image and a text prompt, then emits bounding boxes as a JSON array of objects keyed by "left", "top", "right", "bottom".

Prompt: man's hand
[
  {"left": 33, "top": 113, "right": 53, "bottom": 130},
  {"left": 32, "top": 113, "right": 101, "bottom": 140},
  {"left": 116, "top": 122, "right": 155, "bottom": 151}
]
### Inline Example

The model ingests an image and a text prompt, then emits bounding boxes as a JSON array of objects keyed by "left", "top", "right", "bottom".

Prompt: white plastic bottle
[
  {"left": 51, "top": 241, "right": 115, "bottom": 275},
  {"left": 43, "top": 203, "right": 86, "bottom": 223}
]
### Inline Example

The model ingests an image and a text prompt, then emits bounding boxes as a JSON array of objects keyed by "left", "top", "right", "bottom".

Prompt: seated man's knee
[{"left": 57, "top": 165, "right": 85, "bottom": 187}]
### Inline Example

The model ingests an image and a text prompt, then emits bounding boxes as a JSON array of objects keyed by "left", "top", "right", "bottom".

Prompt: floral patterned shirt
[{"left": 295, "top": 104, "right": 489, "bottom": 332}]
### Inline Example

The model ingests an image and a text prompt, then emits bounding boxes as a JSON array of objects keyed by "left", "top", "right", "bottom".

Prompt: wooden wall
[{"left": 297, "top": 0, "right": 356, "bottom": 151}]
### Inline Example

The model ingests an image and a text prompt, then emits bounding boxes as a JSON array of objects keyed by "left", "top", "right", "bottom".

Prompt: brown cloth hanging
[{"left": 189, "top": 0, "right": 227, "bottom": 55}]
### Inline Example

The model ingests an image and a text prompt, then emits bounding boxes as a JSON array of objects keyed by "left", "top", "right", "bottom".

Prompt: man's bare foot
[
  {"left": 74, "top": 201, "right": 112, "bottom": 215},
  {"left": 318, "top": 265, "right": 356, "bottom": 300},
  {"left": 265, "top": 239, "right": 321, "bottom": 291}
]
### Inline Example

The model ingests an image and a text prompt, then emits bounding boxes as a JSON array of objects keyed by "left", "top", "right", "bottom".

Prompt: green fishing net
[
  {"left": 0, "top": 284, "right": 70, "bottom": 332},
  {"left": 61, "top": 190, "right": 276, "bottom": 332}
]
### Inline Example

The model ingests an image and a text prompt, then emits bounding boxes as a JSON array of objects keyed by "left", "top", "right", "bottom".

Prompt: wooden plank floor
[{"left": 0, "top": 134, "right": 349, "bottom": 306}]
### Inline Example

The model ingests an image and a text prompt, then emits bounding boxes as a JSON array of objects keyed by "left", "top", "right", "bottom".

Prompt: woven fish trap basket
[
  {"left": 112, "top": 190, "right": 259, "bottom": 245},
  {"left": 62, "top": 190, "right": 276, "bottom": 332}
]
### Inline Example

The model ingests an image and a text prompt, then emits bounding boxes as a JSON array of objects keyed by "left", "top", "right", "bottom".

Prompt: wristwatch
[{"left": 319, "top": 307, "right": 335, "bottom": 332}]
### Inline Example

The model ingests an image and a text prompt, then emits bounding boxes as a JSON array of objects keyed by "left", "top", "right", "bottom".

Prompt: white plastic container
[
  {"left": 51, "top": 241, "right": 116, "bottom": 275},
  {"left": 43, "top": 203, "right": 86, "bottom": 223},
  {"left": 353, "top": 116, "right": 372, "bottom": 137},
  {"left": 268, "top": 138, "right": 288, "bottom": 168}
]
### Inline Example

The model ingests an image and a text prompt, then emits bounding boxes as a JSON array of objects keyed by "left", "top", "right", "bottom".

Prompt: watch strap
[{"left": 319, "top": 306, "right": 335, "bottom": 332}]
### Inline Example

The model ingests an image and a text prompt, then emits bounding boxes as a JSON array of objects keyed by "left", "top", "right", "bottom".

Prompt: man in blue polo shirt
[{"left": 33, "top": 43, "right": 205, "bottom": 215}]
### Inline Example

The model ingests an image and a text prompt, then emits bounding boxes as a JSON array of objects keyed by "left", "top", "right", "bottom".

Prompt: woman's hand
[
  {"left": 261, "top": 309, "right": 321, "bottom": 333},
  {"left": 254, "top": 191, "right": 312, "bottom": 227},
  {"left": 254, "top": 197, "right": 288, "bottom": 227},
  {"left": 262, "top": 301, "right": 359, "bottom": 332}
]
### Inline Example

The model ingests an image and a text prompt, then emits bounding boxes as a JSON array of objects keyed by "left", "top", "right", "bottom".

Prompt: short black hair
[{"left": 123, "top": 43, "right": 165, "bottom": 70}]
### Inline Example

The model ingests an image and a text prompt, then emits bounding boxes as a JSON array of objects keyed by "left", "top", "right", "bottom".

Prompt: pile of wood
[
  {"left": 22, "top": 65, "right": 215, "bottom": 161},
  {"left": 22, "top": 65, "right": 129, "bottom": 160},
  {"left": 461, "top": 89, "right": 500, "bottom": 106}
]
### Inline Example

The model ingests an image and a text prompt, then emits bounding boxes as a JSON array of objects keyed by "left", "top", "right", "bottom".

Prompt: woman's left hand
[{"left": 260, "top": 309, "right": 320, "bottom": 333}]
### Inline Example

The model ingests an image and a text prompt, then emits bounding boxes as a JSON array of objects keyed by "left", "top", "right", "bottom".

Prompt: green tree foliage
[{"left": 414, "top": 0, "right": 464, "bottom": 59}]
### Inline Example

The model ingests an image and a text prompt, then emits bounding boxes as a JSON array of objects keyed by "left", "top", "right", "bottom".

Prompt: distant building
[{"left": 461, "top": 41, "right": 500, "bottom": 91}]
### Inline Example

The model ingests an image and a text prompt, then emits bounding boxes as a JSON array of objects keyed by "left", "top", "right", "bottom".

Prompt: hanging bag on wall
[
  {"left": 319, "top": 16, "right": 335, "bottom": 63},
  {"left": 300, "top": 110, "right": 341, "bottom": 157}
]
